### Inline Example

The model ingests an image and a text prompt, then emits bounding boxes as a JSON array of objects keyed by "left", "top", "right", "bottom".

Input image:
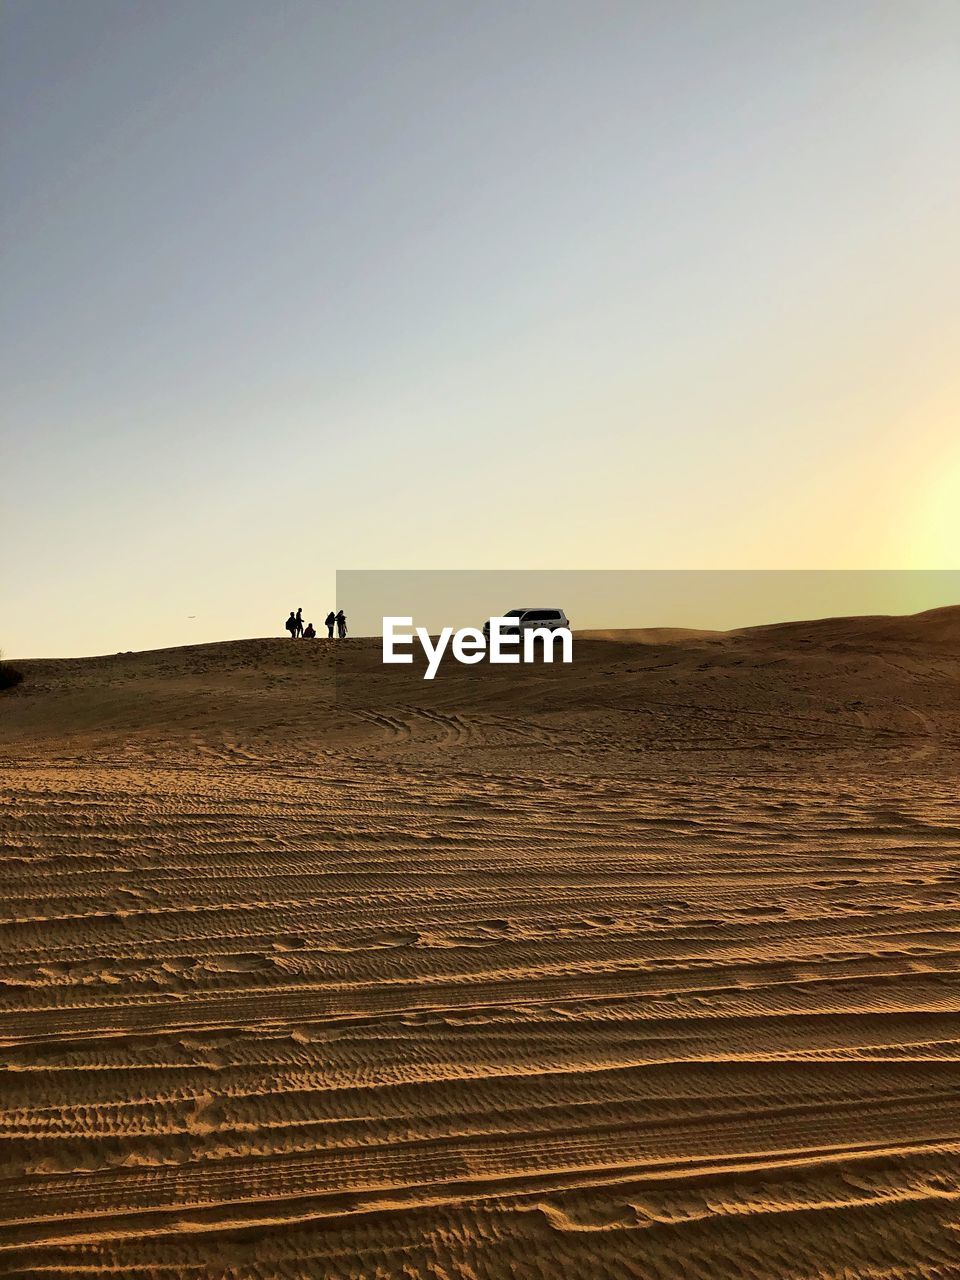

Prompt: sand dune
[{"left": 1, "top": 610, "right": 959, "bottom": 1277}]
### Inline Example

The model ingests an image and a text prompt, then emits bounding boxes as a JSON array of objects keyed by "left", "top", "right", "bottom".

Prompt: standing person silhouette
[
  {"left": 294, "top": 607, "right": 304, "bottom": 638},
  {"left": 285, "top": 611, "right": 297, "bottom": 638},
  {"left": 324, "top": 611, "right": 336, "bottom": 639},
  {"left": 335, "top": 610, "right": 347, "bottom": 639}
]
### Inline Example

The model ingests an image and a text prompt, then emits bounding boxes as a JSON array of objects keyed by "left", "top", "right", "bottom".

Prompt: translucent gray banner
[{"left": 331, "top": 569, "right": 960, "bottom": 706}]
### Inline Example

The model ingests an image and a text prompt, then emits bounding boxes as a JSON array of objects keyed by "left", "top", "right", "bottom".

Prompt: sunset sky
[{"left": 3, "top": 1, "right": 959, "bottom": 657}]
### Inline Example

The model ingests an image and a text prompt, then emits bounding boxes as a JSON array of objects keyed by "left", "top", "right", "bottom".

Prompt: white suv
[{"left": 482, "top": 608, "right": 570, "bottom": 638}]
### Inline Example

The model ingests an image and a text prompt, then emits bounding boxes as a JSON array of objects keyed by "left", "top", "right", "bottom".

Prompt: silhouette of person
[
  {"left": 335, "top": 609, "right": 347, "bottom": 639},
  {"left": 294, "top": 607, "right": 304, "bottom": 638},
  {"left": 302, "top": 622, "right": 316, "bottom": 639},
  {"left": 325, "top": 611, "right": 336, "bottom": 639},
  {"left": 285, "top": 611, "right": 297, "bottom": 638}
]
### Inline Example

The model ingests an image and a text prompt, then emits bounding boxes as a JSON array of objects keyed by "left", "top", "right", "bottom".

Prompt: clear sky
[{"left": 3, "top": 1, "right": 959, "bottom": 657}]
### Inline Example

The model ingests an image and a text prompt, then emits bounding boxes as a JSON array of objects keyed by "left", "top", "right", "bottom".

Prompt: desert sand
[{"left": 1, "top": 609, "right": 959, "bottom": 1278}]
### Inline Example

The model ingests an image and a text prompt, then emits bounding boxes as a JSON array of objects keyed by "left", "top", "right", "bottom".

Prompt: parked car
[{"left": 482, "top": 608, "right": 570, "bottom": 638}]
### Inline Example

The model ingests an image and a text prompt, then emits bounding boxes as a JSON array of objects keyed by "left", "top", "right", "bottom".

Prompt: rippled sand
[{"left": 2, "top": 613, "right": 959, "bottom": 1278}]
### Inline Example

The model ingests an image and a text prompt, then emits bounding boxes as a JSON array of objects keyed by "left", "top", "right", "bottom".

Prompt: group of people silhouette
[{"left": 285, "top": 607, "right": 346, "bottom": 640}]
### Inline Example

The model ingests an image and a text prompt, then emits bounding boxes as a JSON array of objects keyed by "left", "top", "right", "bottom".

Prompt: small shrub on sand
[{"left": 0, "top": 652, "right": 24, "bottom": 691}]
